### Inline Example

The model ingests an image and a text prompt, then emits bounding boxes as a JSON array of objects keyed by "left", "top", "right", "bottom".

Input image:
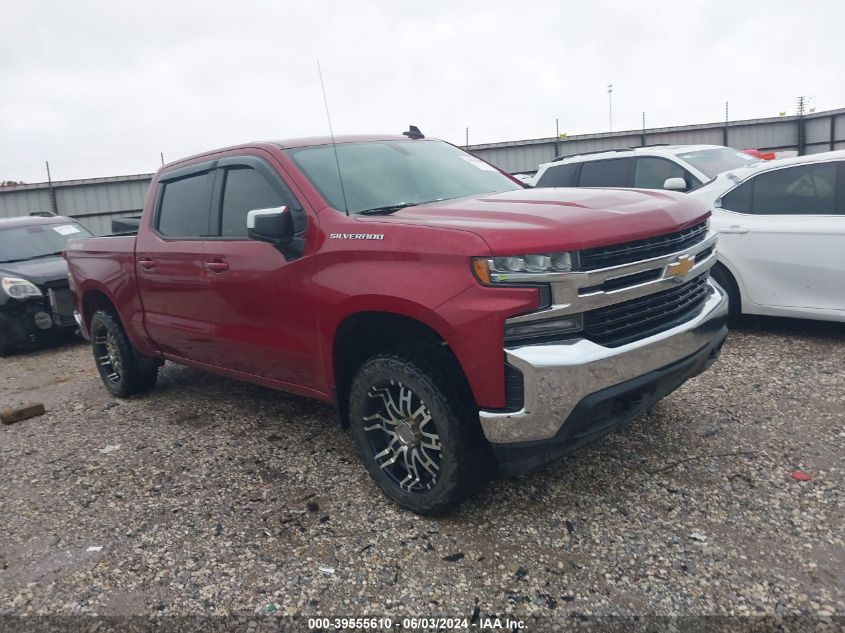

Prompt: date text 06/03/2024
[{"left": 306, "top": 617, "right": 526, "bottom": 630}]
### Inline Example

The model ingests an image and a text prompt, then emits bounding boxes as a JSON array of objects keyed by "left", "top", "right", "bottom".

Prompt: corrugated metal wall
[
  {"left": 2, "top": 107, "right": 844, "bottom": 230},
  {"left": 0, "top": 175, "right": 151, "bottom": 235},
  {"left": 470, "top": 107, "right": 845, "bottom": 173}
]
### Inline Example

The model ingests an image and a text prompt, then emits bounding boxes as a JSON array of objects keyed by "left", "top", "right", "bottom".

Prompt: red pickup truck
[{"left": 65, "top": 134, "right": 728, "bottom": 514}]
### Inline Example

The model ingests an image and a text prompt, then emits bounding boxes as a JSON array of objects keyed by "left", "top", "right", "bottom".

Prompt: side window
[
  {"left": 157, "top": 172, "right": 213, "bottom": 238},
  {"left": 535, "top": 162, "right": 578, "bottom": 187},
  {"left": 578, "top": 158, "right": 634, "bottom": 187},
  {"left": 219, "top": 167, "right": 287, "bottom": 238},
  {"left": 633, "top": 157, "right": 689, "bottom": 189},
  {"left": 751, "top": 163, "right": 837, "bottom": 215},
  {"left": 721, "top": 181, "right": 753, "bottom": 213}
]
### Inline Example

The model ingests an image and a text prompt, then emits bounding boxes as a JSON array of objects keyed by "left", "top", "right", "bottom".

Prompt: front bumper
[
  {"left": 0, "top": 300, "right": 77, "bottom": 350},
  {"left": 479, "top": 280, "right": 729, "bottom": 470}
]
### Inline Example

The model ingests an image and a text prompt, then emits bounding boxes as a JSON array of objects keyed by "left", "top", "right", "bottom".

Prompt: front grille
[
  {"left": 580, "top": 221, "right": 708, "bottom": 271},
  {"left": 583, "top": 274, "right": 711, "bottom": 348}
]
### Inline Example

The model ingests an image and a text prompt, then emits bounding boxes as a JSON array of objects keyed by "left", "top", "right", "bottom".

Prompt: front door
[{"left": 200, "top": 154, "right": 321, "bottom": 388}]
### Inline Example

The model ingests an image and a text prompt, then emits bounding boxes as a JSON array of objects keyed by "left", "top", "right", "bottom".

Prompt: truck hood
[
  {"left": 0, "top": 256, "right": 69, "bottom": 286},
  {"left": 360, "top": 187, "right": 709, "bottom": 254}
]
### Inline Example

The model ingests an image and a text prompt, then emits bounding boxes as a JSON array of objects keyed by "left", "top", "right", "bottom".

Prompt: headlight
[
  {"left": 1, "top": 276, "right": 43, "bottom": 299},
  {"left": 472, "top": 251, "right": 575, "bottom": 284}
]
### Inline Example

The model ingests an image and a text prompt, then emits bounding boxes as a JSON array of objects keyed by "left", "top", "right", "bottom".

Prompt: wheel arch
[
  {"left": 331, "top": 309, "right": 472, "bottom": 428},
  {"left": 81, "top": 287, "right": 120, "bottom": 330},
  {"left": 711, "top": 256, "right": 745, "bottom": 312}
]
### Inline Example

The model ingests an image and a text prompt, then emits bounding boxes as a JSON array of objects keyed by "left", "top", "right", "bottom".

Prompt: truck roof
[{"left": 162, "top": 135, "right": 420, "bottom": 171}]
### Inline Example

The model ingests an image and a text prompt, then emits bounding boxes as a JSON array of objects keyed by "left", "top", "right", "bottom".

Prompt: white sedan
[{"left": 689, "top": 150, "right": 845, "bottom": 322}]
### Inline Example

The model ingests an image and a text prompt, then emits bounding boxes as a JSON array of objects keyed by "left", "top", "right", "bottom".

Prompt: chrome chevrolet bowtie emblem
[{"left": 668, "top": 254, "right": 695, "bottom": 279}]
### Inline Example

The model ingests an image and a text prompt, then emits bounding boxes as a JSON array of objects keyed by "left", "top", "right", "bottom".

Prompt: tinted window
[
  {"left": 536, "top": 162, "right": 578, "bottom": 187},
  {"left": 157, "top": 172, "right": 213, "bottom": 237},
  {"left": 633, "top": 157, "right": 688, "bottom": 189},
  {"left": 578, "top": 158, "right": 634, "bottom": 187},
  {"left": 751, "top": 163, "right": 837, "bottom": 215},
  {"left": 220, "top": 167, "right": 286, "bottom": 237},
  {"left": 721, "top": 181, "right": 753, "bottom": 213}
]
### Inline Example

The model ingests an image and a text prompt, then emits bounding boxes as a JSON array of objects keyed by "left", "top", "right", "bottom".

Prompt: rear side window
[
  {"left": 157, "top": 172, "right": 213, "bottom": 237},
  {"left": 633, "top": 157, "right": 689, "bottom": 189},
  {"left": 578, "top": 158, "right": 634, "bottom": 187},
  {"left": 535, "top": 162, "right": 578, "bottom": 187},
  {"left": 220, "top": 167, "right": 287, "bottom": 237}
]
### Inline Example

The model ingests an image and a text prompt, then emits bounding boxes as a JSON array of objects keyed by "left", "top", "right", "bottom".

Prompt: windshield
[
  {"left": 676, "top": 148, "right": 760, "bottom": 180},
  {"left": 0, "top": 222, "right": 92, "bottom": 263},
  {"left": 287, "top": 139, "right": 520, "bottom": 214}
]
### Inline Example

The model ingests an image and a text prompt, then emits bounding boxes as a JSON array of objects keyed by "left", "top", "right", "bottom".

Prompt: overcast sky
[{"left": 2, "top": 0, "right": 843, "bottom": 183}]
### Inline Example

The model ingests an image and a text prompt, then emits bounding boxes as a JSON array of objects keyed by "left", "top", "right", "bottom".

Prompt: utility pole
[
  {"left": 796, "top": 96, "right": 806, "bottom": 155},
  {"left": 607, "top": 84, "right": 613, "bottom": 132},
  {"left": 45, "top": 161, "right": 58, "bottom": 215},
  {"left": 160, "top": 152, "right": 165, "bottom": 166},
  {"left": 465, "top": 127, "right": 469, "bottom": 149},
  {"left": 724, "top": 101, "right": 729, "bottom": 147},
  {"left": 640, "top": 112, "right": 646, "bottom": 146},
  {"left": 555, "top": 117, "right": 560, "bottom": 157}
]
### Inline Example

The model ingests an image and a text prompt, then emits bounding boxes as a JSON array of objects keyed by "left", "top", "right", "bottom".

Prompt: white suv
[{"left": 531, "top": 145, "right": 760, "bottom": 192}]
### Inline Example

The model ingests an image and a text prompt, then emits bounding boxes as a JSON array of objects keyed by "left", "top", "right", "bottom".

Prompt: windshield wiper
[
  {"left": 27, "top": 251, "right": 65, "bottom": 260},
  {"left": 357, "top": 202, "right": 420, "bottom": 216}
]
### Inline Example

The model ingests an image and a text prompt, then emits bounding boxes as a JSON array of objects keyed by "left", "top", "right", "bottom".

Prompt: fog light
[
  {"left": 33, "top": 311, "right": 53, "bottom": 330},
  {"left": 504, "top": 314, "right": 583, "bottom": 345}
]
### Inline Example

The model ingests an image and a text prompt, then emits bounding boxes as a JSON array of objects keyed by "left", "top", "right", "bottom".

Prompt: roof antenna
[
  {"left": 403, "top": 125, "right": 425, "bottom": 139},
  {"left": 317, "top": 61, "right": 349, "bottom": 215}
]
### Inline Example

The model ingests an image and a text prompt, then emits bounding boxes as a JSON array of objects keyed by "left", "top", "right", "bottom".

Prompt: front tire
[
  {"left": 90, "top": 310, "right": 158, "bottom": 397},
  {"left": 348, "top": 345, "right": 488, "bottom": 515},
  {"left": 710, "top": 264, "right": 741, "bottom": 322}
]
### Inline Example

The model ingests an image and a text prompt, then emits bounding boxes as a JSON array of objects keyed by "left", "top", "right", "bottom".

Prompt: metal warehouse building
[
  {"left": 2, "top": 107, "right": 844, "bottom": 235},
  {"left": 469, "top": 107, "right": 845, "bottom": 175},
  {"left": 0, "top": 174, "right": 152, "bottom": 236}
]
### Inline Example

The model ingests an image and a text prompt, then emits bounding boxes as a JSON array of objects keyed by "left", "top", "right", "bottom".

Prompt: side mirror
[
  {"left": 663, "top": 177, "right": 687, "bottom": 192},
  {"left": 247, "top": 206, "right": 293, "bottom": 244}
]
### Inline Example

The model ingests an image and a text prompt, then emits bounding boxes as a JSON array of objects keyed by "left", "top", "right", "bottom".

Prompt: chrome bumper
[{"left": 479, "top": 280, "right": 729, "bottom": 444}]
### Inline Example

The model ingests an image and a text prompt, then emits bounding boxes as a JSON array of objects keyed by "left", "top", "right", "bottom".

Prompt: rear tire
[
  {"left": 90, "top": 310, "right": 158, "bottom": 397},
  {"left": 710, "top": 263, "right": 741, "bottom": 322},
  {"left": 347, "top": 344, "right": 489, "bottom": 515}
]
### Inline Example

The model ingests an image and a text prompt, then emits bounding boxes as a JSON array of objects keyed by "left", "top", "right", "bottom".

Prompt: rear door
[
  {"left": 200, "top": 154, "right": 321, "bottom": 388},
  {"left": 716, "top": 160, "right": 845, "bottom": 311},
  {"left": 135, "top": 161, "right": 215, "bottom": 359}
]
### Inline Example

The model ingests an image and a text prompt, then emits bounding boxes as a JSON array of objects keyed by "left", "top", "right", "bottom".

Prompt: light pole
[{"left": 607, "top": 83, "right": 613, "bottom": 132}]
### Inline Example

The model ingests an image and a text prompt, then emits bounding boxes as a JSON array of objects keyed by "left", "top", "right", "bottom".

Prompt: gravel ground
[{"left": 1, "top": 317, "right": 843, "bottom": 630}]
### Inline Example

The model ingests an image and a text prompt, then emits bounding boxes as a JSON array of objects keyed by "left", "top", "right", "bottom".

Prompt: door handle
[
  {"left": 717, "top": 225, "right": 749, "bottom": 234},
  {"left": 205, "top": 260, "right": 230, "bottom": 273},
  {"left": 138, "top": 258, "right": 155, "bottom": 270}
]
